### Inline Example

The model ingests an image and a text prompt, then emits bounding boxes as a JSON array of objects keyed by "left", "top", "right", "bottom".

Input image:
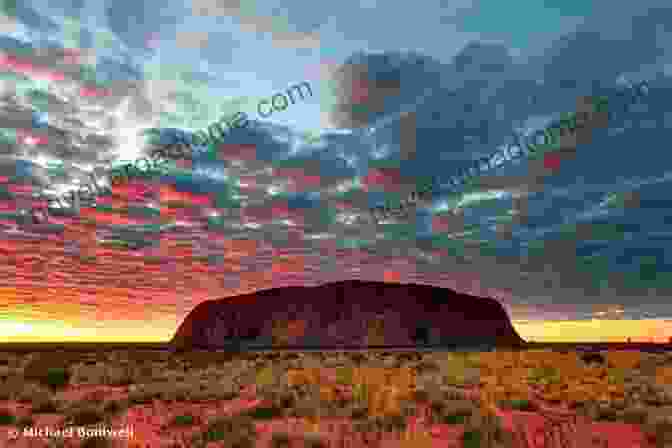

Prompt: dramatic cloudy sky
[{"left": 1, "top": 0, "right": 671, "bottom": 342}]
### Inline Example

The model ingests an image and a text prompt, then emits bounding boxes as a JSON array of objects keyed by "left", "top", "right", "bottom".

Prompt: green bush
[
  {"left": 244, "top": 405, "right": 283, "bottom": 419},
  {"left": 44, "top": 367, "right": 71, "bottom": 389},
  {"left": 443, "top": 413, "right": 468, "bottom": 425},
  {"left": 0, "top": 409, "right": 16, "bottom": 425},
  {"left": 462, "top": 429, "right": 482, "bottom": 448},
  {"left": 171, "top": 414, "right": 195, "bottom": 426},
  {"left": 498, "top": 399, "right": 536, "bottom": 411},
  {"left": 201, "top": 415, "right": 256, "bottom": 444}
]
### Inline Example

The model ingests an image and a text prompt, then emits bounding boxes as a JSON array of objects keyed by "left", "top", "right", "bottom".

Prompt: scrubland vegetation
[{"left": 0, "top": 348, "right": 669, "bottom": 447}]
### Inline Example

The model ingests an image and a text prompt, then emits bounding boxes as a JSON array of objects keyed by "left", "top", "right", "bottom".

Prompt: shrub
[
  {"left": 350, "top": 406, "right": 368, "bottom": 419},
  {"left": 580, "top": 353, "right": 605, "bottom": 365},
  {"left": 66, "top": 405, "right": 105, "bottom": 426},
  {"left": 32, "top": 398, "right": 61, "bottom": 413},
  {"left": 335, "top": 366, "right": 354, "bottom": 384},
  {"left": 415, "top": 360, "right": 441, "bottom": 374},
  {"left": 80, "top": 437, "right": 112, "bottom": 448},
  {"left": 274, "top": 391, "right": 295, "bottom": 410},
  {"left": 352, "top": 383, "right": 368, "bottom": 404},
  {"left": 72, "top": 364, "right": 105, "bottom": 384},
  {"left": 104, "top": 366, "right": 133, "bottom": 386},
  {"left": 22, "top": 355, "right": 73, "bottom": 386},
  {"left": 430, "top": 399, "right": 445, "bottom": 415},
  {"left": 128, "top": 383, "right": 163, "bottom": 404},
  {"left": 171, "top": 414, "right": 195, "bottom": 426},
  {"left": 103, "top": 400, "right": 125, "bottom": 414},
  {"left": 44, "top": 367, "right": 71, "bottom": 389},
  {"left": 607, "top": 368, "right": 627, "bottom": 385},
  {"left": 157, "top": 382, "right": 192, "bottom": 402},
  {"left": 378, "top": 414, "right": 406, "bottom": 432},
  {"left": 16, "top": 415, "right": 33, "bottom": 428},
  {"left": 527, "top": 366, "right": 561, "bottom": 384},
  {"left": 0, "top": 378, "right": 22, "bottom": 400},
  {"left": 201, "top": 415, "right": 256, "bottom": 445},
  {"left": 498, "top": 399, "right": 536, "bottom": 412},
  {"left": 17, "top": 382, "right": 51, "bottom": 403},
  {"left": 462, "top": 429, "right": 482, "bottom": 448},
  {"left": 270, "top": 432, "right": 292, "bottom": 448},
  {"left": 255, "top": 366, "right": 276, "bottom": 388},
  {"left": 0, "top": 409, "right": 16, "bottom": 425},
  {"left": 47, "top": 440, "right": 67, "bottom": 448},
  {"left": 411, "top": 389, "right": 430, "bottom": 403},
  {"left": 303, "top": 433, "right": 328, "bottom": 448},
  {"left": 244, "top": 405, "right": 283, "bottom": 419},
  {"left": 218, "top": 391, "right": 239, "bottom": 401},
  {"left": 443, "top": 413, "right": 468, "bottom": 425}
]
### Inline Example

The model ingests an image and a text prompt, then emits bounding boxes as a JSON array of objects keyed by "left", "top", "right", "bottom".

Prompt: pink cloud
[
  {"left": 274, "top": 167, "right": 322, "bottom": 190},
  {"left": 79, "top": 86, "right": 111, "bottom": 97},
  {"left": 217, "top": 143, "right": 257, "bottom": 161},
  {"left": 543, "top": 152, "right": 562, "bottom": 170},
  {"left": 361, "top": 167, "right": 402, "bottom": 192}
]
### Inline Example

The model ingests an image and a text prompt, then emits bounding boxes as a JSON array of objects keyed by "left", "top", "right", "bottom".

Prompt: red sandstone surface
[{"left": 171, "top": 280, "right": 525, "bottom": 350}]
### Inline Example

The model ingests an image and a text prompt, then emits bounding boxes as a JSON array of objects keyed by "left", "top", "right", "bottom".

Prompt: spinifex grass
[{"left": 285, "top": 366, "right": 415, "bottom": 417}]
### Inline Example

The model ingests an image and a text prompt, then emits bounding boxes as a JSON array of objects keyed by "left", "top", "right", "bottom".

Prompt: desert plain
[{"left": 0, "top": 345, "right": 669, "bottom": 447}]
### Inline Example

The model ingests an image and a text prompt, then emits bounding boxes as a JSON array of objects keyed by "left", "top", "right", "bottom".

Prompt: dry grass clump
[
  {"left": 102, "top": 399, "right": 128, "bottom": 415},
  {"left": 130, "top": 363, "right": 161, "bottom": 383},
  {"left": 0, "top": 375, "right": 24, "bottom": 400},
  {"left": 283, "top": 366, "right": 416, "bottom": 418},
  {"left": 302, "top": 433, "right": 328, "bottom": 448},
  {"left": 21, "top": 353, "right": 76, "bottom": 388},
  {"left": 22, "top": 362, "right": 71, "bottom": 390},
  {"left": 126, "top": 377, "right": 240, "bottom": 404},
  {"left": 63, "top": 403, "right": 107, "bottom": 426},
  {"left": 178, "top": 350, "right": 236, "bottom": 370},
  {"left": 103, "top": 365, "right": 134, "bottom": 386},
  {"left": 79, "top": 437, "right": 113, "bottom": 448},
  {"left": 15, "top": 414, "right": 33, "bottom": 429},
  {"left": 71, "top": 363, "right": 107, "bottom": 384},
  {"left": 31, "top": 396, "right": 63, "bottom": 414},
  {"left": 156, "top": 382, "right": 193, "bottom": 402},
  {"left": 127, "top": 382, "right": 169, "bottom": 404},
  {"left": 17, "top": 381, "right": 52, "bottom": 403},
  {"left": 270, "top": 431, "right": 293, "bottom": 448},
  {"left": 434, "top": 399, "right": 479, "bottom": 425}
]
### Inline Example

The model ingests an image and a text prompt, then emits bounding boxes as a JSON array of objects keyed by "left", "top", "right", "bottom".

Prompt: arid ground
[{"left": 0, "top": 345, "right": 670, "bottom": 447}]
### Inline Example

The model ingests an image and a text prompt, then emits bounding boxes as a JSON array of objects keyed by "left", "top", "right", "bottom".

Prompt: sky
[{"left": 0, "top": 0, "right": 671, "bottom": 343}]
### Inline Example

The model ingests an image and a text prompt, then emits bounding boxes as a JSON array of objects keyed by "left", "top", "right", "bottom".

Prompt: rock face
[{"left": 171, "top": 280, "right": 525, "bottom": 350}]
